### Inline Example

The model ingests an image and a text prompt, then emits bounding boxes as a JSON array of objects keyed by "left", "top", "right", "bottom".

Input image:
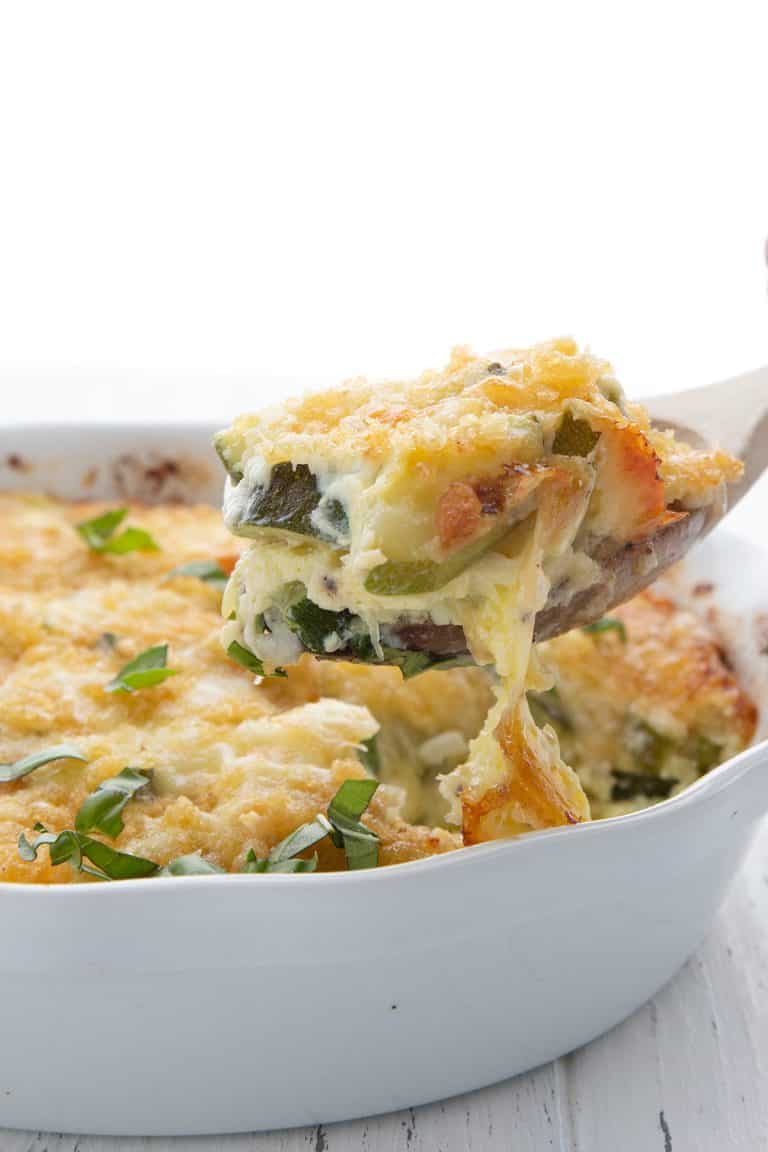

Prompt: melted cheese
[{"left": 218, "top": 338, "right": 744, "bottom": 844}]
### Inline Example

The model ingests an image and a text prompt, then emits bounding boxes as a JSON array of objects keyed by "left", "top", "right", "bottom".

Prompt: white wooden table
[{"left": 1, "top": 382, "right": 766, "bottom": 1152}]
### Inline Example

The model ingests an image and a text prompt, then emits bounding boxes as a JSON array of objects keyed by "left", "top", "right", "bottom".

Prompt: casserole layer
[{"left": 217, "top": 338, "right": 742, "bottom": 839}]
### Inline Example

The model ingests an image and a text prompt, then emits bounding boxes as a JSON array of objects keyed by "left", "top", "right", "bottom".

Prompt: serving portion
[
  {"left": 217, "top": 338, "right": 742, "bottom": 840},
  {"left": 0, "top": 489, "right": 755, "bottom": 881}
]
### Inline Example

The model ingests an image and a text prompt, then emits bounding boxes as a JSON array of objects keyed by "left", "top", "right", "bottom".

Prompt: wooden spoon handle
[{"left": 647, "top": 365, "right": 768, "bottom": 506}]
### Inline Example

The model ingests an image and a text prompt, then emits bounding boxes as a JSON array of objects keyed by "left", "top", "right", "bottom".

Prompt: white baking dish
[{"left": 1, "top": 423, "right": 767, "bottom": 1137}]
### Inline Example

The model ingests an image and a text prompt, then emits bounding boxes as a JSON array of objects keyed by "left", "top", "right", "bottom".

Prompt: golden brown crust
[
  {"left": 219, "top": 338, "right": 741, "bottom": 513},
  {"left": 0, "top": 494, "right": 457, "bottom": 882},
  {"left": 554, "top": 590, "right": 756, "bottom": 744},
  {"left": 536, "top": 589, "right": 757, "bottom": 817},
  {"left": 462, "top": 705, "right": 587, "bottom": 845}
]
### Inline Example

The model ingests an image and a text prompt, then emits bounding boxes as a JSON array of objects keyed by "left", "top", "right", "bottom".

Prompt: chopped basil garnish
[
  {"left": 583, "top": 617, "right": 627, "bottom": 642},
  {"left": 106, "top": 644, "right": 179, "bottom": 693},
  {"left": 160, "top": 854, "right": 225, "bottom": 876},
  {"left": 75, "top": 768, "right": 151, "bottom": 837},
  {"left": 17, "top": 823, "right": 226, "bottom": 880},
  {"left": 326, "top": 778, "right": 380, "bottom": 870},
  {"left": 164, "top": 560, "right": 228, "bottom": 590},
  {"left": 244, "top": 813, "right": 331, "bottom": 873},
  {"left": 358, "top": 736, "right": 380, "bottom": 777},
  {"left": 76, "top": 508, "right": 159, "bottom": 555},
  {"left": 244, "top": 849, "right": 320, "bottom": 874},
  {"left": 226, "top": 640, "right": 287, "bottom": 678},
  {"left": 244, "top": 780, "right": 380, "bottom": 873},
  {"left": 17, "top": 778, "right": 380, "bottom": 880},
  {"left": 0, "top": 743, "right": 87, "bottom": 784},
  {"left": 18, "top": 822, "right": 159, "bottom": 880},
  {"left": 271, "top": 815, "right": 332, "bottom": 862}
]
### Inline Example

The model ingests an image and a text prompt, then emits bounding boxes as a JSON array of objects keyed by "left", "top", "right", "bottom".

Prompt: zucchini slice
[{"left": 229, "top": 463, "right": 349, "bottom": 542}]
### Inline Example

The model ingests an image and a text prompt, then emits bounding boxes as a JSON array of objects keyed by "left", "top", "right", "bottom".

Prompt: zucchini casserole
[
  {"left": 0, "top": 340, "right": 755, "bottom": 881},
  {"left": 216, "top": 338, "right": 744, "bottom": 843},
  {"left": 0, "top": 488, "right": 755, "bottom": 882}
]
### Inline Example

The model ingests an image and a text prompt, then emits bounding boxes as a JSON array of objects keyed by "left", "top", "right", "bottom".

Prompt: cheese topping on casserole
[
  {"left": 216, "top": 338, "right": 742, "bottom": 841},
  {"left": 0, "top": 495, "right": 461, "bottom": 882},
  {"left": 532, "top": 589, "right": 758, "bottom": 818},
  {"left": 0, "top": 494, "right": 755, "bottom": 881}
]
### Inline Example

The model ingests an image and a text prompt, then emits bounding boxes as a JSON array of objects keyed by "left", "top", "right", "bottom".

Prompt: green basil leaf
[
  {"left": 582, "top": 617, "right": 627, "bottom": 642},
  {"left": 336, "top": 825, "right": 379, "bottom": 871},
  {"left": 75, "top": 767, "right": 151, "bottom": 837},
  {"left": 243, "top": 848, "right": 319, "bottom": 874},
  {"left": 245, "top": 782, "right": 379, "bottom": 873},
  {"left": 106, "top": 644, "right": 179, "bottom": 693},
  {"left": 99, "top": 526, "right": 160, "bottom": 555},
  {"left": 164, "top": 560, "right": 228, "bottom": 590},
  {"left": 226, "top": 640, "right": 287, "bottom": 678},
  {"left": 76, "top": 507, "right": 128, "bottom": 549},
  {"left": 18, "top": 824, "right": 158, "bottom": 879},
  {"left": 18, "top": 828, "right": 51, "bottom": 861},
  {"left": 327, "top": 778, "right": 380, "bottom": 871},
  {"left": 78, "top": 836, "right": 159, "bottom": 879},
  {"left": 269, "top": 814, "right": 332, "bottom": 863},
  {"left": 160, "top": 854, "right": 225, "bottom": 876},
  {"left": 243, "top": 814, "right": 331, "bottom": 873},
  {"left": 0, "top": 743, "right": 88, "bottom": 784},
  {"left": 76, "top": 508, "right": 159, "bottom": 554},
  {"left": 358, "top": 736, "right": 380, "bottom": 777},
  {"left": 328, "top": 778, "right": 379, "bottom": 822}
]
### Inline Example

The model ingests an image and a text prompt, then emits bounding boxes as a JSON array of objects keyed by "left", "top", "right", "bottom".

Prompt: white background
[{"left": 0, "top": 0, "right": 766, "bottom": 420}]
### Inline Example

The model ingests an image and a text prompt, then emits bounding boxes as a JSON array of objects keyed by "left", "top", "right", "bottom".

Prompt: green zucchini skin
[
  {"left": 228, "top": 462, "right": 350, "bottom": 543},
  {"left": 241, "top": 463, "right": 322, "bottom": 536},
  {"left": 365, "top": 508, "right": 535, "bottom": 597},
  {"left": 214, "top": 435, "right": 244, "bottom": 483},
  {"left": 552, "top": 413, "right": 600, "bottom": 457}
]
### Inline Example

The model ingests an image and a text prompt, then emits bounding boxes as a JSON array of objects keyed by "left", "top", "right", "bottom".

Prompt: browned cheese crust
[{"left": 0, "top": 494, "right": 462, "bottom": 882}]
